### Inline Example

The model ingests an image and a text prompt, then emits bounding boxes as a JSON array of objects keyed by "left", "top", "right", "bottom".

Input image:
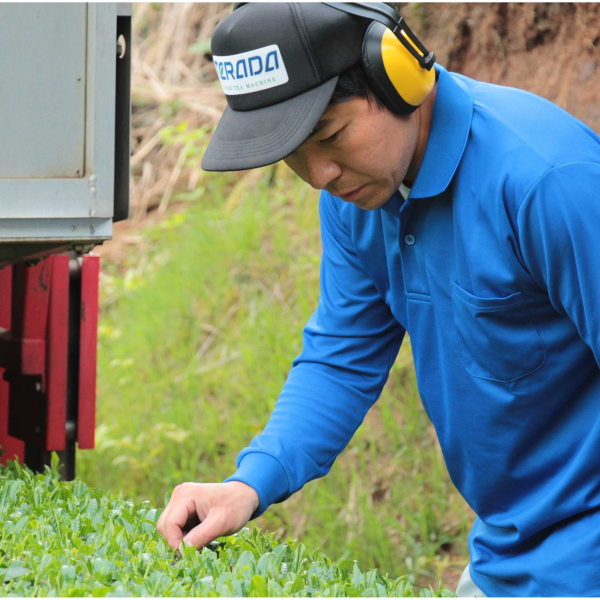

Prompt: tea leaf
[{"left": 0, "top": 459, "right": 455, "bottom": 597}]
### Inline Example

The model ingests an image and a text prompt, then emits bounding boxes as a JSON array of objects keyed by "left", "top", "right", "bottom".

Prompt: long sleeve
[
  {"left": 517, "top": 162, "right": 600, "bottom": 367},
  {"left": 223, "top": 190, "right": 406, "bottom": 519}
]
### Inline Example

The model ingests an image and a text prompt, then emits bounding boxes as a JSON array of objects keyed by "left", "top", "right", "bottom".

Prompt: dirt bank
[{"left": 401, "top": 2, "right": 600, "bottom": 133}]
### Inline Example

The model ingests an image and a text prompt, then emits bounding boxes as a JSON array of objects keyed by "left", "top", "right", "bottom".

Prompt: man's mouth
[{"left": 337, "top": 184, "right": 368, "bottom": 202}]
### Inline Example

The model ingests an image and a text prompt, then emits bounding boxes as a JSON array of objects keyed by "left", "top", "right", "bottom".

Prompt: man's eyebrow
[{"left": 307, "top": 118, "right": 333, "bottom": 140}]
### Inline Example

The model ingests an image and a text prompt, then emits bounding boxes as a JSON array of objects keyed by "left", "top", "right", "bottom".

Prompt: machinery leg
[{"left": 0, "top": 253, "right": 99, "bottom": 480}]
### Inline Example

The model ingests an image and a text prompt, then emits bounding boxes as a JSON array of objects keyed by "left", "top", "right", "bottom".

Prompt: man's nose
[{"left": 301, "top": 150, "right": 342, "bottom": 191}]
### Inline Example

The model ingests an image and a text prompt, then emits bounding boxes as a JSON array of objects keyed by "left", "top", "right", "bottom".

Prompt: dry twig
[{"left": 130, "top": 3, "right": 231, "bottom": 219}]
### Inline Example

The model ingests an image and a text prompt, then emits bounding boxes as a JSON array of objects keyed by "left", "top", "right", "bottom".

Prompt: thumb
[{"left": 182, "top": 509, "right": 221, "bottom": 549}]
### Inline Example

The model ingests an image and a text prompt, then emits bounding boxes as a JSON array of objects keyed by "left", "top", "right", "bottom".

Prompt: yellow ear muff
[
  {"left": 362, "top": 20, "right": 435, "bottom": 115},
  {"left": 381, "top": 28, "right": 435, "bottom": 108}
]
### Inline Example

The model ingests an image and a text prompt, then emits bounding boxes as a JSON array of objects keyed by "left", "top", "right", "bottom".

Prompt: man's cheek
[{"left": 283, "top": 159, "right": 307, "bottom": 183}]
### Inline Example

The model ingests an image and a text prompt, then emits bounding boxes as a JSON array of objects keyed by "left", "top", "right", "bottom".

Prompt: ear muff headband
[
  {"left": 322, "top": 2, "right": 436, "bottom": 115},
  {"left": 321, "top": 2, "right": 434, "bottom": 71}
]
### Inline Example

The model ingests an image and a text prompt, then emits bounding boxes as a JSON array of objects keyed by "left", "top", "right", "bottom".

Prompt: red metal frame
[
  {"left": 0, "top": 266, "right": 24, "bottom": 465},
  {"left": 78, "top": 255, "right": 99, "bottom": 449},
  {"left": 45, "top": 255, "right": 70, "bottom": 450},
  {"left": 0, "top": 253, "right": 99, "bottom": 467},
  {"left": 2, "top": 261, "right": 51, "bottom": 375}
]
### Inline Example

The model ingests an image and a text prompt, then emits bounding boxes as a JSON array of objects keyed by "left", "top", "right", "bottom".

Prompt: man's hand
[{"left": 156, "top": 481, "right": 260, "bottom": 551}]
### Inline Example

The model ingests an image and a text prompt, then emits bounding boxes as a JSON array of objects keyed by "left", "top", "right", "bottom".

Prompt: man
[{"left": 156, "top": 3, "right": 600, "bottom": 596}]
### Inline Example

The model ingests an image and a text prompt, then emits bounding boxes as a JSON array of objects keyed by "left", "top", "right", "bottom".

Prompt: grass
[
  {"left": 75, "top": 159, "right": 474, "bottom": 589},
  {"left": 0, "top": 457, "right": 456, "bottom": 596}
]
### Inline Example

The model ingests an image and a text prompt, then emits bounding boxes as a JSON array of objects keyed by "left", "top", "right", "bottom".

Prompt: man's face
[{"left": 283, "top": 97, "right": 419, "bottom": 210}]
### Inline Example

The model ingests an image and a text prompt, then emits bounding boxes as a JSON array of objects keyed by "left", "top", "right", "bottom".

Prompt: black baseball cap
[{"left": 201, "top": 2, "right": 370, "bottom": 172}]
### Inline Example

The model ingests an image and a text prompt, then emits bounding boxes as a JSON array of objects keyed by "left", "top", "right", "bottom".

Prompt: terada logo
[{"left": 213, "top": 44, "right": 289, "bottom": 95}]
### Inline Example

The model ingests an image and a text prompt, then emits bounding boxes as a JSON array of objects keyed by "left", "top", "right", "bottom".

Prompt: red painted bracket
[
  {"left": 0, "top": 261, "right": 51, "bottom": 374},
  {"left": 4, "top": 256, "right": 69, "bottom": 450},
  {"left": 45, "top": 255, "right": 70, "bottom": 450},
  {"left": 0, "top": 266, "right": 24, "bottom": 465},
  {"left": 78, "top": 254, "right": 99, "bottom": 449},
  {"left": 0, "top": 253, "right": 100, "bottom": 462}
]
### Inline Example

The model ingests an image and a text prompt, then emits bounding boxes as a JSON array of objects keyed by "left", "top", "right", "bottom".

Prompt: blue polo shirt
[{"left": 223, "top": 64, "right": 600, "bottom": 596}]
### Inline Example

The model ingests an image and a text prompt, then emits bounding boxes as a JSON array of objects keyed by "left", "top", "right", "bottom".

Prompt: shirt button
[{"left": 405, "top": 234, "right": 416, "bottom": 246}]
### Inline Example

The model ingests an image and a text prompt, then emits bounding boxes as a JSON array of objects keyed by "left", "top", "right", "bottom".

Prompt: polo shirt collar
[{"left": 381, "top": 63, "right": 474, "bottom": 215}]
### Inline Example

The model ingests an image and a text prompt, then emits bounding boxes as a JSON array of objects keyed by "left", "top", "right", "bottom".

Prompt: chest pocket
[{"left": 452, "top": 282, "right": 547, "bottom": 383}]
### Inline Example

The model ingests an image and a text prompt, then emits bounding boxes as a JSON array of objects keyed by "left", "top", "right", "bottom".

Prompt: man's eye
[{"left": 320, "top": 130, "right": 341, "bottom": 144}]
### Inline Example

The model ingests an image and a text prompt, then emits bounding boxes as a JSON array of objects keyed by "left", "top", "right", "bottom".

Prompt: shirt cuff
[{"left": 222, "top": 451, "right": 290, "bottom": 520}]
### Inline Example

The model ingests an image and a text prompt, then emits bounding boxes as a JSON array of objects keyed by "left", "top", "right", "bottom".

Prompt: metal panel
[
  {"left": 0, "top": 218, "right": 112, "bottom": 241},
  {"left": 0, "top": 3, "right": 124, "bottom": 248},
  {"left": 0, "top": 179, "right": 92, "bottom": 218},
  {"left": 86, "top": 3, "right": 117, "bottom": 218},
  {"left": 0, "top": 3, "right": 87, "bottom": 179},
  {"left": 116, "top": 3, "right": 132, "bottom": 17}
]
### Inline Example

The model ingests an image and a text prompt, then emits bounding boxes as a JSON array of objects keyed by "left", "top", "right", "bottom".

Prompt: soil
[{"left": 400, "top": 2, "right": 600, "bottom": 133}]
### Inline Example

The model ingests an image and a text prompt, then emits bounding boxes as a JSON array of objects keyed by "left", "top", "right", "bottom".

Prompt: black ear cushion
[{"left": 362, "top": 21, "right": 420, "bottom": 115}]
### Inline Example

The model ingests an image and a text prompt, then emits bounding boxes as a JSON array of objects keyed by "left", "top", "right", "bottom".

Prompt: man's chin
[{"left": 353, "top": 190, "right": 391, "bottom": 211}]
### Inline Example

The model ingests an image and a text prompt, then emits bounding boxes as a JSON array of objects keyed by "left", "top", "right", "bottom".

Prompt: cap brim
[{"left": 201, "top": 76, "right": 339, "bottom": 172}]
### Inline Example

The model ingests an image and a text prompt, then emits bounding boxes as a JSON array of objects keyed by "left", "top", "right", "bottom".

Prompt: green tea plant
[{"left": 0, "top": 455, "right": 455, "bottom": 597}]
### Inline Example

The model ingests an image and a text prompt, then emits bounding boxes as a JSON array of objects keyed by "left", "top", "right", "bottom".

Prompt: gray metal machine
[
  {"left": 0, "top": 2, "right": 131, "bottom": 265},
  {"left": 0, "top": 3, "right": 132, "bottom": 479}
]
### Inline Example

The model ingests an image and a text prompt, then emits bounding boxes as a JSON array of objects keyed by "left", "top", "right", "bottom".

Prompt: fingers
[
  {"left": 156, "top": 485, "right": 198, "bottom": 549},
  {"left": 156, "top": 485, "right": 177, "bottom": 539},
  {"left": 182, "top": 508, "right": 231, "bottom": 550},
  {"left": 156, "top": 483, "right": 180, "bottom": 535},
  {"left": 156, "top": 482, "right": 254, "bottom": 552},
  {"left": 156, "top": 504, "right": 169, "bottom": 536},
  {"left": 164, "top": 496, "right": 197, "bottom": 549},
  {"left": 181, "top": 515, "right": 212, "bottom": 549}
]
